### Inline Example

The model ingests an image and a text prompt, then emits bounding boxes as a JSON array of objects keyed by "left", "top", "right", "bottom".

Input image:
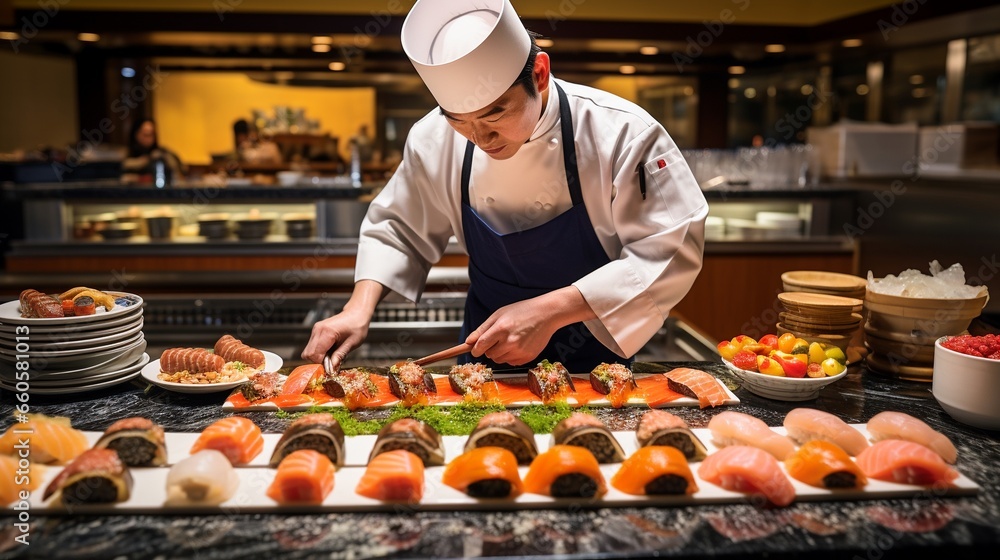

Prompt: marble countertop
[{"left": 2, "top": 362, "right": 999, "bottom": 559}]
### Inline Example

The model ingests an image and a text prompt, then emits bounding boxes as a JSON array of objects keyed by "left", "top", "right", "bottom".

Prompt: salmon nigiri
[
  {"left": 855, "top": 440, "right": 959, "bottom": 486},
  {"left": 0, "top": 413, "right": 89, "bottom": 465},
  {"left": 664, "top": 368, "right": 728, "bottom": 408},
  {"left": 442, "top": 447, "right": 523, "bottom": 499},
  {"left": 523, "top": 445, "right": 607, "bottom": 499},
  {"left": 267, "top": 449, "right": 336, "bottom": 505},
  {"left": 0, "top": 454, "right": 43, "bottom": 505},
  {"left": 783, "top": 408, "right": 869, "bottom": 457},
  {"left": 356, "top": 449, "right": 425, "bottom": 503},
  {"left": 708, "top": 411, "right": 795, "bottom": 461},
  {"left": 866, "top": 411, "right": 958, "bottom": 464},
  {"left": 698, "top": 445, "right": 796, "bottom": 507},
  {"left": 611, "top": 446, "right": 698, "bottom": 496},
  {"left": 785, "top": 440, "right": 867, "bottom": 489},
  {"left": 190, "top": 417, "right": 264, "bottom": 466}
]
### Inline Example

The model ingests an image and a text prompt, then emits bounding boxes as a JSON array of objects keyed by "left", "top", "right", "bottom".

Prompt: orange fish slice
[
  {"left": 523, "top": 445, "right": 607, "bottom": 499},
  {"left": 0, "top": 454, "right": 43, "bottom": 506},
  {"left": 855, "top": 440, "right": 958, "bottom": 486},
  {"left": 611, "top": 446, "right": 698, "bottom": 496},
  {"left": 280, "top": 364, "right": 324, "bottom": 395},
  {"left": 355, "top": 449, "right": 425, "bottom": 503},
  {"left": 267, "top": 449, "right": 336, "bottom": 505},
  {"left": 663, "top": 368, "right": 728, "bottom": 408},
  {"left": 698, "top": 445, "right": 796, "bottom": 507},
  {"left": 0, "top": 413, "right": 89, "bottom": 465},
  {"left": 190, "top": 417, "right": 264, "bottom": 466},
  {"left": 442, "top": 447, "right": 523, "bottom": 498},
  {"left": 785, "top": 440, "right": 867, "bottom": 489}
]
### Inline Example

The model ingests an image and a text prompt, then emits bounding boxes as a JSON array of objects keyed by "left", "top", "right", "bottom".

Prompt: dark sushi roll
[
  {"left": 527, "top": 360, "right": 575, "bottom": 404},
  {"left": 368, "top": 418, "right": 445, "bottom": 467},
  {"left": 43, "top": 448, "right": 133, "bottom": 505},
  {"left": 635, "top": 410, "right": 708, "bottom": 462},
  {"left": 269, "top": 413, "right": 346, "bottom": 468},
  {"left": 589, "top": 363, "right": 637, "bottom": 408},
  {"left": 240, "top": 370, "right": 281, "bottom": 402},
  {"left": 388, "top": 360, "right": 436, "bottom": 406},
  {"left": 448, "top": 363, "right": 495, "bottom": 401},
  {"left": 464, "top": 411, "right": 539, "bottom": 465},
  {"left": 73, "top": 295, "right": 96, "bottom": 316},
  {"left": 552, "top": 413, "right": 626, "bottom": 463},
  {"left": 323, "top": 367, "right": 378, "bottom": 410},
  {"left": 93, "top": 417, "right": 167, "bottom": 467}
]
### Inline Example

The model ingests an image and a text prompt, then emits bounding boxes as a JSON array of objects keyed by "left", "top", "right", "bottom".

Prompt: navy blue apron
[{"left": 457, "top": 83, "right": 631, "bottom": 373}]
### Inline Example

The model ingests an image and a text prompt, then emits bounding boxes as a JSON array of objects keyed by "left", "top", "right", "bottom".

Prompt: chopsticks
[{"left": 323, "top": 342, "right": 473, "bottom": 375}]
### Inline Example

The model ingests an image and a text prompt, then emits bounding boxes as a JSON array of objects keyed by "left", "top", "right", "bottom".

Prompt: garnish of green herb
[{"left": 516, "top": 402, "right": 590, "bottom": 434}]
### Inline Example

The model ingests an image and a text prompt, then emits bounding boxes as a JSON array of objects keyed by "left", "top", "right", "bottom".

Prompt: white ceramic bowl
[
  {"left": 722, "top": 357, "right": 848, "bottom": 401},
  {"left": 932, "top": 336, "right": 1000, "bottom": 430}
]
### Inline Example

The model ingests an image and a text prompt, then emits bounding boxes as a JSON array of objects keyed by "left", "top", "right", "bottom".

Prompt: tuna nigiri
[
  {"left": 785, "top": 440, "right": 867, "bottom": 489},
  {"left": 698, "top": 445, "right": 796, "bottom": 507},
  {"left": 611, "top": 446, "right": 699, "bottom": 496},
  {"left": 0, "top": 454, "right": 42, "bottom": 506},
  {"left": 355, "top": 449, "right": 425, "bottom": 503},
  {"left": 708, "top": 411, "right": 795, "bottom": 461},
  {"left": 0, "top": 413, "right": 89, "bottom": 465},
  {"left": 166, "top": 450, "right": 239, "bottom": 505},
  {"left": 267, "top": 449, "right": 336, "bottom": 505},
  {"left": 442, "top": 447, "right": 523, "bottom": 499},
  {"left": 783, "top": 408, "right": 868, "bottom": 457},
  {"left": 190, "top": 417, "right": 264, "bottom": 466},
  {"left": 664, "top": 368, "right": 728, "bottom": 408},
  {"left": 866, "top": 411, "right": 958, "bottom": 464},
  {"left": 523, "top": 445, "right": 607, "bottom": 499},
  {"left": 855, "top": 440, "right": 959, "bottom": 486}
]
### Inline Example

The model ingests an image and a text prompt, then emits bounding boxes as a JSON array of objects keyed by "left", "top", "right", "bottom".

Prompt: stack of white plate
[
  {"left": 705, "top": 216, "right": 726, "bottom": 240},
  {"left": 756, "top": 211, "right": 803, "bottom": 237},
  {"left": 0, "top": 292, "right": 148, "bottom": 395}
]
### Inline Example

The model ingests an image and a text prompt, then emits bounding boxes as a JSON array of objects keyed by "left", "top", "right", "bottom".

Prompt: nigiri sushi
[
  {"left": 190, "top": 417, "right": 264, "bottom": 466},
  {"left": 698, "top": 445, "right": 796, "bottom": 507},
  {"left": 368, "top": 418, "right": 445, "bottom": 467},
  {"left": 635, "top": 410, "right": 707, "bottom": 461},
  {"left": 388, "top": 360, "right": 436, "bottom": 405},
  {"left": 523, "top": 445, "right": 607, "bottom": 499},
  {"left": 42, "top": 448, "right": 133, "bottom": 505},
  {"left": 269, "top": 413, "right": 345, "bottom": 468},
  {"left": 166, "top": 450, "right": 239, "bottom": 505},
  {"left": 708, "top": 411, "right": 795, "bottom": 461},
  {"left": 589, "top": 363, "right": 637, "bottom": 408},
  {"left": 442, "top": 447, "right": 523, "bottom": 498},
  {"left": 527, "top": 360, "right": 575, "bottom": 404},
  {"left": 356, "top": 449, "right": 425, "bottom": 502},
  {"left": 855, "top": 440, "right": 959, "bottom": 486},
  {"left": 267, "top": 449, "right": 336, "bottom": 505},
  {"left": 464, "top": 412, "right": 538, "bottom": 465},
  {"left": 0, "top": 413, "right": 88, "bottom": 465},
  {"left": 0, "top": 454, "right": 42, "bottom": 506},
  {"left": 323, "top": 367, "right": 379, "bottom": 410},
  {"left": 783, "top": 408, "right": 868, "bottom": 457},
  {"left": 611, "top": 446, "right": 699, "bottom": 496},
  {"left": 552, "top": 413, "right": 626, "bottom": 463},
  {"left": 866, "top": 411, "right": 958, "bottom": 464},
  {"left": 664, "top": 368, "right": 728, "bottom": 408},
  {"left": 93, "top": 417, "right": 167, "bottom": 467},
  {"left": 785, "top": 440, "right": 867, "bottom": 489}
]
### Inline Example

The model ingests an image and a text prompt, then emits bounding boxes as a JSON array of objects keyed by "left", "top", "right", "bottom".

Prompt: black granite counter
[{"left": 2, "top": 362, "right": 999, "bottom": 560}]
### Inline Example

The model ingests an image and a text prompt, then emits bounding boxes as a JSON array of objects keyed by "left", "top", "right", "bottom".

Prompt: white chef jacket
[{"left": 356, "top": 77, "right": 708, "bottom": 358}]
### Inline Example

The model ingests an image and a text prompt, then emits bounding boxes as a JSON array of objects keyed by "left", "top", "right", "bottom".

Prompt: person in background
[
  {"left": 232, "top": 119, "right": 283, "bottom": 165},
  {"left": 348, "top": 124, "right": 375, "bottom": 163},
  {"left": 122, "top": 118, "right": 185, "bottom": 181}
]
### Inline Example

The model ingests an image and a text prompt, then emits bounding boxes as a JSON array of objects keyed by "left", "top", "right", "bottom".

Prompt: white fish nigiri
[
  {"left": 166, "top": 450, "right": 240, "bottom": 505},
  {"left": 866, "top": 411, "right": 958, "bottom": 464},
  {"left": 708, "top": 411, "right": 795, "bottom": 460},
  {"left": 783, "top": 408, "right": 869, "bottom": 456}
]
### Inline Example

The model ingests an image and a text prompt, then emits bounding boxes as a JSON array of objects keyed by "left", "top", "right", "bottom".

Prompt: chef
[{"left": 303, "top": 0, "right": 708, "bottom": 372}]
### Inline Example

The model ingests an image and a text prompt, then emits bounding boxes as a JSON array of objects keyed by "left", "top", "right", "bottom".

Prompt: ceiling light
[
  {"left": 728, "top": 78, "right": 740, "bottom": 88},
  {"left": 536, "top": 38, "right": 554, "bottom": 48},
  {"left": 682, "top": 86, "right": 695, "bottom": 96},
  {"left": 764, "top": 44, "right": 785, "bottom": 53},
  {"left": 328, "top": 61, "right": 346, "bottom": 71},
  {"left": 909, "top": 74, "right": 924, "bottom": 85},
  {"left": 801, "top": 84, "right": 814, "bottom": 95},
  {"left": 841, "top": 38, "right": 863, "bottom": 47},
  {"left": 0, "top": 32, "right": 19, "bottom": 41},
  {"left": 312, "top": 36, "right": 333, "bottom": 44},
  {"left": 744, "top": 88, "right": 757, "bottom": 99},
  {"left": 856, "top": 84, "right": 870, "bottom": 95},
  {"left": 77, "top": 33, "right": 101, "bottom": 42},
  {"left": 312, "top": 44, "right": 331, "bottom": 53},
  {"left": 619, "top": 65, "right": 636, "bottom": 75},
  {"left": 728, "top": 66, "right": 745, "bottom": 75},
  {"left": 639, "top": 46, "right": 659, "bottom": 55}
]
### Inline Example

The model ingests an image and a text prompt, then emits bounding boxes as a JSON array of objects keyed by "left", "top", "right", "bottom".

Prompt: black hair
[
  {"left": 127, "top": 118, "right": 158, "bottom": 157},
  {"left": 512, "top": 31, "right": 542, "bottom": 99}
]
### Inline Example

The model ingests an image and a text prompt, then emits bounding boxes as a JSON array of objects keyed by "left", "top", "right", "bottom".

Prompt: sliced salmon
[
  {"left": 698, "top": 445, "right": 796, "bottom": 507},
  {"left": 866, "top": 411, "right": 958, "bottom": 464},
  {"left": 855, "top": 440, "right": 958, "bottom": 486},
  {"left": 783, "top": 408, "right": 869, "bottom": 457},
  {"left": 785, "top": 440, "right": 867, "bottom": 489},
  {"left": 522, "top": 445, "right": 607, "bottom": 499},
  {"left": 355, "top": 449, "right": 425, "bottom": 502},
  {"left": 635, "top": 376, "right": 684, "bottom": 407},
  {"left": 190, "top": 417, "right": 264, "bottom": 466},
  {"left": 442, "top": 446, "right": 523, "bottom": 498},
  {"left": 611, "top": 446, "right": 698, "bottom": 496},
  {"left": 0, "top": 454, "right": 42, "bottom": 505},
  {"left": 708, "top": 411, "right": 796, "bottom": 461},
  {"left": 0, "top": 413, "right": 89, "bottom": 465},
  {"left": 663, "top": 368, "right": 728, "bottom": 408},
  {"left": 266, "top": 449, "right": 335, "bottom": 505},
  {"left": 280, "top": 364, "right": 324, "bottom": 395}
]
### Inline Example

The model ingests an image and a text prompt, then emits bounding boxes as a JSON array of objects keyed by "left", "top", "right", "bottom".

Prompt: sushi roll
[
  {"left": 589, "top": 363, "right": 637, "bottom": 408},
  {"left": 323, "top": 367, "right": 379, "bottom": 410},
  {"left": 448, "top": 363, "right": 495, "bottom": 401},
  {"left": 42, "top": 448, "right": 133, "bottom": 505},
  {"left": 269, "top": 413, "right": 345, "bottom": 468},
  {"left": 552, "top": 413, "right": 626, "bottom": 463},
  {"left": 166, "top": 450, "right": 239, "bottom": 505},
  {"left": 708, "top": 411, "right": 795, "bottom": 461},
  {"left": 387, "top": 360, "right": 436, "bottom": 405},
  {"left": 61, "top": 299, "right": 75, "bottom": 317},
  {"left": 464, "top": 411, "right": 538, "bottom": 465},
  {"left": 442, "top": 447, "right": 524, "bottom": 499},
  {"left": 356, "top": 449, "right": 425, "bottom": 503},
  {"left": 865, "top": 411, "right": 958, "bottom": 464},
  {"left": 855, "top": 440, "right": 959, "bottom": 486},
  {"left": 783, "top": 408, "right": 869, "bottom": 457},
  {"left": 73, "top": 295, "right": 96, "bottom": 316},
  {"left": 240, "top": 371, "right": 282, "bottom": 402},
  {"left": 785, "top": 440, "right": 867, "bottom": 489},
  {"left": 698, "top": 445, "right": 796, "bottom": 507},
  {"left": 368, "top": 418, "right": 445, "bottom": 467},
  {"left": 611, "top": 446, "right": 699, "bottom": 496},
  {"left": 93, "top": 417, "right": 167, "bottom": 467},
  {"left": 523, "top": 445, "right": 607, "bottom": 499},
  {"left": 527, "top": 360, "right": 575, "bottom": 404},
  {"left": 190, "top": 417, "right": 264, "bottom": 466},
  {"left": 267, "top": 449, "right": 336, "bottom": 505},
  {"left": 635, "top": 410, "right": 708, "bottom": 462}
]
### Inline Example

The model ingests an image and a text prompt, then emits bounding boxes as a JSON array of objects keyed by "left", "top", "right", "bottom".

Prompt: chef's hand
[
  {"left": 466, "top": 287, "right": 598, "bottom": 366},
  {"left": 301, "top": 280, "right": 386, "bottom": 369}
]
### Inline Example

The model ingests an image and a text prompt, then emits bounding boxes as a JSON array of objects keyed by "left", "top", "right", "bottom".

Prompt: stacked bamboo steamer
[{"left": 778, "top": 271, "right": 867, "bottom": 359}]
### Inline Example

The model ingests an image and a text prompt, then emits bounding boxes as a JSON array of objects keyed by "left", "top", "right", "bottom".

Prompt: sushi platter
[{"left": 12, "top": 422, "right": 979, "bottom": 516}]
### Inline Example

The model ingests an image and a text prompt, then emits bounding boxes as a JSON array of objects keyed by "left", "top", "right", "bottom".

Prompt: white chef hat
[{"left": 401, "top": 0, "right": 531, "bottom": 113}]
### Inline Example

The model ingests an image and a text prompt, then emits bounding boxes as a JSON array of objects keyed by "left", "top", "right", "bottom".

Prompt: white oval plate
[
  {"left": 140, "top": 350, "right": 283, "bottom": 394},
  {"left": 721, "top": 357, "right": 847, "bottom": 401},
  {"left": 0, "top": 292, "right": 144, "bottom": 326},
  {"left": 0, "top": 309, "right": 142, "bottom": 335},
  {"left": 0, "top": 338, "right": 147, "bottom": 372},
  {"left": 0, "top": 331, "right": 144, "bottom": 359},
  {"left": 28, "top": 353, "right": 151, "bottom": 387},
  {"left": 0, "top": 368, "right": 143, "bottom": 395},
  {"left": 0, "top": 320, "right": 144, "bottom": 351}
]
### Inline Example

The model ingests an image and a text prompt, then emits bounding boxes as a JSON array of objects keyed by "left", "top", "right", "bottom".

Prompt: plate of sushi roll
[{"left": 141, "top": 334, "right": 282, "bottom": 393}]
